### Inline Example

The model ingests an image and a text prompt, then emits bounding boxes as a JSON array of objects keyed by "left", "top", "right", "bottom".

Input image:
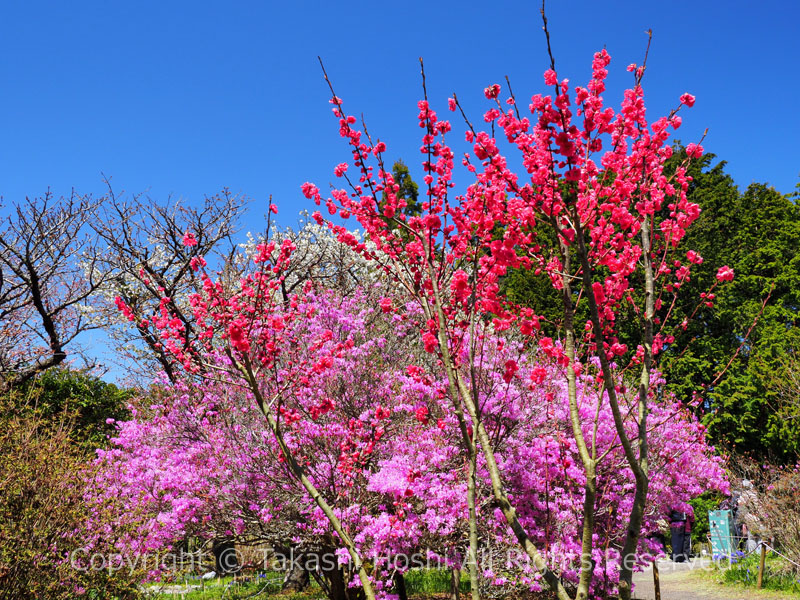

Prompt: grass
[
  {"left": 703, "top": 550, "right": 800, "bottom": 596},
  {"left": 403, "top": 568, "right": 469, "bottom": 596},
  {"left": 151, "top": 562, "right": 800, "bottom": 600},
  {"left": 150, "top": 568, "right": 469, "bottom": 600},
  {"left": 149, "top": 572, "right": 289, "bottom": 600}
]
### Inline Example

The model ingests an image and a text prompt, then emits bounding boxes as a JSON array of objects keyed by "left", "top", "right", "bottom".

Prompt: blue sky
[
  {"left": 2, "top": 0, "right": 797, "bottom": 381},
  {"left": 1, "top": 0, "right": 798, "bottom": 230}
]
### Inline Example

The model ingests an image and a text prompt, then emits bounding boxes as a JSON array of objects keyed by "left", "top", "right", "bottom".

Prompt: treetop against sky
[{"left": 0, "top": 0, "right": 798, "bottom": 229}]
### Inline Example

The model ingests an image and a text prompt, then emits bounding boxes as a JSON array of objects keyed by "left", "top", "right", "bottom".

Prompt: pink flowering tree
[
  {"left": 304, "top": 35, "right": 733, "bottom": 599},
  {"left": 102, "top": 284, "right": 466, "bottom": 598},
  {"left": 376, "top": 348, "right": 727, "bottom": 598}
]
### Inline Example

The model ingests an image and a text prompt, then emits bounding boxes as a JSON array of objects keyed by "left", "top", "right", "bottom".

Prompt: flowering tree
[
  {"left": 370, "top": 342, "right": 727, "bottom": 598},
  {"left": 112, "top": 239, "right": 423, "bottom": 600},
  {"left": 104, "top": 283, "right": 486, "bottom": 599},
  {"left": 304, "top": 36, "right": 733, "bottom": 598}
]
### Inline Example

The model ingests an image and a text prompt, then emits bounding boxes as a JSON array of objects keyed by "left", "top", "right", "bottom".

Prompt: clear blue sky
[{"left": 1, "top": 0, "right": 798, "bottom": 230}]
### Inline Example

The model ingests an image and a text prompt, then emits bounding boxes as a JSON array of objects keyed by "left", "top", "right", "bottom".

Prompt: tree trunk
[
  {"left": 212, "top": 540, "right": 239, "bottom": 575},
  {"left": 615, "top": 209, "right": 654, "bottom": 600},
  {"left": 450, "top": 567, "right": 461, "bottom": 600},
  {"left": 283, "top": 556, "right": 310, "bottom": 592},
  {"left": 557, "top": 234, "right": 597, "bottom": 600},
  {"left": 319, "top": 560, "right": 366, "bottom": 600},
  {"left": 240, "top": 357, "right": 376, "bottom": 600},
  {"left": 421, "top": 257, "right": 573, "bottom": 600},
  {"left": 466, "top": 449, "right": 481, "bottom": 600},
  {"left": 394, "top": 571, "right": 409, "bottom": 600},
  {"left": 327, "top": 566, "right": 348, "bottom": 600}
]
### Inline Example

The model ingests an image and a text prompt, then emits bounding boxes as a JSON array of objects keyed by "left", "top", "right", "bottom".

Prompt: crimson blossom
[{"left": 305, "top": 45, "right": 733, "bottom": 600}]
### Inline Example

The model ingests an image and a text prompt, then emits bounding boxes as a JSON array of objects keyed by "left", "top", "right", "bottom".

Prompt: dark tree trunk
[
  {"left": 283, "top": 556, "right": 310, "bottom": 592},
  {"left": 324, "top": 566, "right": 366, "bottom": 600},
  {"left": 327, "top": 565, "right": 348, "bottom": 600},
  {"left": 212, "top": 540, "right": 239, "bottom": 574},
  {"left": 296, "top": 544, "right": 367, "bottom": 600},
  {"left": 394, "top": 571, "right": 408, "bottom": 600},
  {"left": 450, "top": 567, "right": 461, "bottom": 600}
]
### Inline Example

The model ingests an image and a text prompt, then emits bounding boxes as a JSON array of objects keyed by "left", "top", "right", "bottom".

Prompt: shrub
[{"left": 0, "top": 394, "right": 142, "bottom": 599}]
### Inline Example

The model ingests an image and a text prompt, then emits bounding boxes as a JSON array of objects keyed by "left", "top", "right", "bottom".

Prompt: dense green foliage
[
  {"left": 688, "top": 492, "right": 723, "bottom": 547},
  {"left": 14, "top": 368, "right": 131, "bottom": 450},
  {"left": 662, "top": 149, "right": 800, "bottom": 462}
]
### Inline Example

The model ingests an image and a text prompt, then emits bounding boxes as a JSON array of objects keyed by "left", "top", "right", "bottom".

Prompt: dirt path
[{"left": 631, "top": 558, "right": 795, "bottom": 600}]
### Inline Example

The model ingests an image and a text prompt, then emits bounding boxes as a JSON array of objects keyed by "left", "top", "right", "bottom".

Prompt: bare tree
[
  {"left": 0, "top": 192, "right": 109, "bottom": 392},
  {"left": 91, "top": 185, "right": 248, "bottom": 383}
]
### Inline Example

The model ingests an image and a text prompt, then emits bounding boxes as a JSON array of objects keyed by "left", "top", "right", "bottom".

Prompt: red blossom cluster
[{"left": 304, "top": 49, "right": 732, "bottom": 376}]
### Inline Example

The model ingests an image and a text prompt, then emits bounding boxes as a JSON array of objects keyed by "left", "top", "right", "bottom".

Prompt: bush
[
  {"left": 17, "top": 368, "right": 131, "bottom": 450},
  {"left": 0, "top": 394, "right": 142, "bottom": 599},
  {"left": 735, "top": 461, "right": 800, "bottom": 575}
]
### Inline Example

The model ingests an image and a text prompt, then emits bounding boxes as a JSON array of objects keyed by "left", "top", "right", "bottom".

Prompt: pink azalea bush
[{"left": 95, "top": 289, "right": 726, "bottom": 598}]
